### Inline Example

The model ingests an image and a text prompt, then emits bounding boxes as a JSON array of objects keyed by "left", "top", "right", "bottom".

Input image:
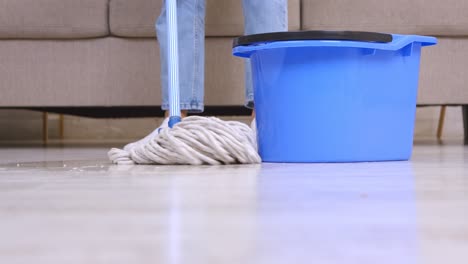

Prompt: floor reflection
[
  {"left": 254, "top": 162, "right": 418, "bottom": 263},
  {"left": 0, "top": 159, "right": 426, "bottom": 263}
]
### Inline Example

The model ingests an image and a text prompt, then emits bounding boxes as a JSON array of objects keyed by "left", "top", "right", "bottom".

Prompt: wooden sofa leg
[
  {"left": 42, "top": 112, "right": 48, "bottom": 145},
  {"left": 437, "top": 105, "right": 447, "bottom": 140}
]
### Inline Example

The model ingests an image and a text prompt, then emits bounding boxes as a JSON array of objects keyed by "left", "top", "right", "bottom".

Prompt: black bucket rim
[{"left": 233, "top": 30, "right": 393, "bottom": 48}]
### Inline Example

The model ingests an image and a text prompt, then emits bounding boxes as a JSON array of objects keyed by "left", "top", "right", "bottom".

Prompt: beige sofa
[
  {"left": 0, "top": 0, "right": 300, "bottom": 108},
  {"left": 0, "top": 0, "right": 467, "bottom": 140}
]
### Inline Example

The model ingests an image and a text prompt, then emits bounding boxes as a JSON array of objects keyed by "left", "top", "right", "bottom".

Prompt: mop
[{"left": 108, "top": 0, "right": 260, "bottom": 165}]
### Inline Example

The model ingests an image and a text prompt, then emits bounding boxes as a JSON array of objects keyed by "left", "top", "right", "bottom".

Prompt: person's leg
[
  {"left": 242, "top": 0, "right": 288, "bottom": 111},
  {"left": 123, "top": 0, "right": 206, "bottom": 151},
  {"left": 156, "top": 0, "right": 206, "bottom": 114}
]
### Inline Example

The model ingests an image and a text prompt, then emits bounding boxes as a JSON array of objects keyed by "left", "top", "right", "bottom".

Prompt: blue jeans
[{"left": 156, "top": 0, "right": 288, "bottom": 113}]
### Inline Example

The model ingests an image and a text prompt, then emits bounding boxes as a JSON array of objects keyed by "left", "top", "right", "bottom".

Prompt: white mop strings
[{"left": 108, "top": 116, "right": 261, "bottom": 165}]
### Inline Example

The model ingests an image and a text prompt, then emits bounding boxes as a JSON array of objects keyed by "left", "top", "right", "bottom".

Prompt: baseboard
[
  {"left": 1, "top": 104, "right": 461, "bottom": 118},
  {"left": 0, "top": 106, "right": 253, "bottom": 118}
]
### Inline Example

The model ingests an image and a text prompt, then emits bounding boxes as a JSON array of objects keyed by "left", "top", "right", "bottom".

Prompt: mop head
[{"left": 108, "top": 116, "right": 261, "bottom": 165}]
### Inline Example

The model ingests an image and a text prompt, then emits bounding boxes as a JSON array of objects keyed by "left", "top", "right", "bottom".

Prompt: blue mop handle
[{"left": 166, "top": 0, "right": 181, "bottom": 128}]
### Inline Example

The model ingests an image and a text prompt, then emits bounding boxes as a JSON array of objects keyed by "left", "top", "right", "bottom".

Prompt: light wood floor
[{"left": 0, "top": 145, "right": 467, "bottom": 264}]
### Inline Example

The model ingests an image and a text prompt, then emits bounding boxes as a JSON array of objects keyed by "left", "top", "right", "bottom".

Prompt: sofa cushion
[
  {"left": 0, "top": 0, "right": 109, "bottom": 39},
  {"left": 109, "top": 0, "right": 300, "bottom": 38},
  {"left": 0, "top": 37, "right": 248, "bottom": 106},
  {"left": 0, "top": 38, "right": 161, "bottom": 106},
  {"left": 302, "top": 0, "right": 468, "bottom": 36},
  {"left": 419, "top": 38, "right": 468, "bottom": 104}
]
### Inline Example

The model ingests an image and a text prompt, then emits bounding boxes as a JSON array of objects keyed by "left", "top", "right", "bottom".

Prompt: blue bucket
[{"left": 233, "top": 31, "right": 437, "bottom": 163}]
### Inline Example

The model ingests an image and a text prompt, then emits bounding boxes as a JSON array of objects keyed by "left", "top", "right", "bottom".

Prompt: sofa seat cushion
[
  {"left": 0, "top": 0, "right": 109, "bottom": 39},
  {"left": 109, "top": 0, "right": 300, "bottom": 38},
  {"left": 302, "top": 0, "right": 468, "bottom": 36}
]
